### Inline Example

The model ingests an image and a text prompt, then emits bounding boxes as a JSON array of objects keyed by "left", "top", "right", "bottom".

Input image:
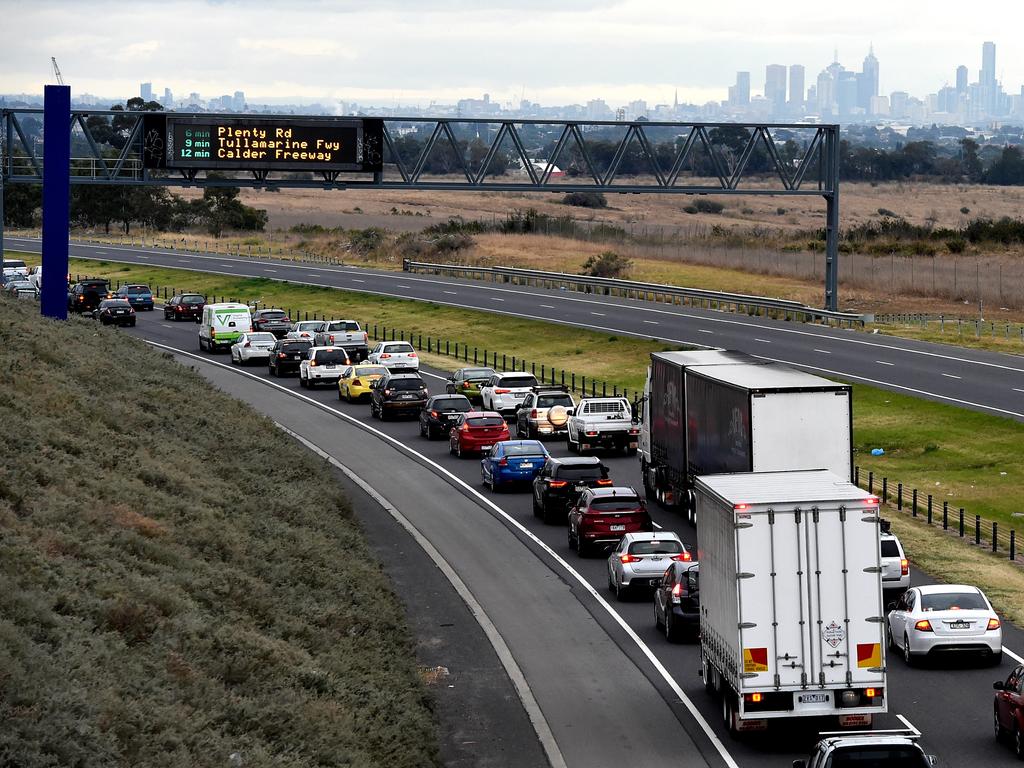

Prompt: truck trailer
[
  {"left": 639, "top": 350, "right": 852, "bottom": 524},
  {"left": 695, "top": 470, "right": 887, "bottom": 733}
]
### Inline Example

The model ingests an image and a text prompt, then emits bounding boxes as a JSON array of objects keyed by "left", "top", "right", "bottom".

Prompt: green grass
[{"left": 0, "top": 294, "right": 439, "bottom": 767}]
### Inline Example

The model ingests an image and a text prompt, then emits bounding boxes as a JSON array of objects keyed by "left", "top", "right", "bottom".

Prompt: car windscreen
[
  {"left": 502, "top": 443, "right": 546, "bottom": 456},
  {"left": 385, "top": 343, "right": 415, "bottom": 353},
  {"left": 537, "top": 394, "right": 575, "bottom": 408},
  {"left": 629, "top": 540, "right": 683, "bottom": 555},
  {"left": 314, "top": 350, "right": 349, "bottom": 365},
  {"left": 182, "top": 294, "right": 205, "bottom": 303},
  {"left": 920, "top": 592, "right": 987, "bottom": 611},
  {"left": 880, "top": 540, "right": 901, "bottom": 557},
  {"left": 588, "top": 497, "right": 642, "bottom": 512},
  {"left": 354, "top": 366, "right": 387, "bottom": 377},
  {"left": 102, "top": 300, "right": 131, "bottom": 308},
  {"left": 388, "top": 378, "right": 425, "bottom": 391},
  {"left": 467, "top": 416, "right": 505, "bottom": 427},
  {"left": 462, "top": 368, "right": 494, "bottom": 379},
  {"left": 555, "top": 465, "right": 606, "bottom": 480},
  {"left": 281, "top": 342, "right": 312, "bottom": 352},
  {"left": 827, "top": 746, "right": 930, "bottom": 768},
  {"left": 499, "top": 375, "right": 538, "bottom": 389},
  {"left": 295, "top": 323, "right": 320, "bottom": 330},
  {"left": 434, "top": 398, "right": 472, "bottom": 412},
  {"left": 327, "top": 321, "right": 360, "bottom": 331},
  {"left": 260, "top": 311, "right": 287, "bottom": 319},
  {"left": 248, "top": 333, "right": 277, "bottom": 342},
  {"left": 123, "top": 286, "right": 150, "bottom": 294}
]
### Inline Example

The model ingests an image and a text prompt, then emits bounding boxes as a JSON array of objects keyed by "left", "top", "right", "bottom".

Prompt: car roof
[
  {"left": 549, "top": 456, "right": 603, "bottom": 466},
  {"left": 432, "top": 394, "right": 470, "bottom": 400},
  {"left": 310, "top": 346, "right": 342, "bottom": 352},
  {"left": 589, "top": 486, "right": 639, "bottom": 497},
  {"left": 622, "top": 531, "right": 681, "bottom": 542},
  {"left": 496, "top": 439, "right": 545, "bottom": 448},
  {"left": 279, "top": 338, "right": 312, "bottom": 345},
  {"left": 465, "top": 410, "right": 503, "bottom": 418},
  {"left": 386, "top": 372, "right": 423, "bottom": 379},
  {"left": 820, "top": 734, "right": 919, "bottom": 749},
  {"left": 915, "top": 584, "right": 982, "bottom": 595}
]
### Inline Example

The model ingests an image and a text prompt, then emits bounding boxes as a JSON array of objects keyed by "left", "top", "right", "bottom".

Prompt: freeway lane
[
  {"left": 11, "top": 236, "right": 1024, "bottom": 421},
  {"left": 126, "top": 310, "right": 1024, "bottom": 767}
]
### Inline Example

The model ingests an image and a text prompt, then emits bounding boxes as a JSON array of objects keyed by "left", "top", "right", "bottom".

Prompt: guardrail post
[
  {"left": 993, "top": 523, "right": 998, "bottom": 552},
  {"left": 868, "top": 471, "right": 874, "bottom": 494},
  {"left": 881, "top": 477, "right": 887, "bottom": 503},
  {"left": 927, "top": 494, "right": 932, "bottom": 524},
  {"left": 911, "top": 488, "right": 917, "bottom": 517},
  {"left": 561, "top": 370, "right": 565, "bottom": 387},
  {"left": 975, "top": 515, "right": 981, "bottom": 545},
  {"left": 581, "top": 375, "right": 586, "bottom": 394},
  {"left": 473, "top": 347, "right": 478, "bottom": 364},
  {"left": 1012, "top": 530, "right": 1016, "bottom": 561},
  {"left": 502, "top": 353, "right": 507, "bottom": 370},
  {"left": 854, "top": 466, "right": 859, "bottom": 485},
  {"left": 602, "top": 381, "right": 607, "bottom": 396},
  {"left": 399, "top": 330, "right": 404, "bottom": 341},
  {"left": 446, "top": 340, "right": 450, "bottom": 356},
  {"left": 391, "top": 328, "right": 396, "bottom": 341},
  {"left": 530, "top": 361, "right": 535, "bottom": 375},
  {"left": 572, "top": 373, "right": 576, "bottom": 392},
  {"left": 943, "top": 501, "right": 949, "bottom": 530},
  {"left": 897, "top": 483, "right": 902, "bottom": 511},
  {"left": 591, "top": 380, "right": 596, "bottom": 397},
  {"left": 512, "top": 355, "right": 516, "bottom": 370},
  {"left": 959, "top": 508, "right": 964, "bottom": 538}
]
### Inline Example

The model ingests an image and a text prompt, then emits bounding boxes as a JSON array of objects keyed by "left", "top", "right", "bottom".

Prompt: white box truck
[
  {"left": 639, "top": 351, "right": 852, "bottom": 524},
  {"left": 695, "top": 470, "right": 887, "bottom": 734}
]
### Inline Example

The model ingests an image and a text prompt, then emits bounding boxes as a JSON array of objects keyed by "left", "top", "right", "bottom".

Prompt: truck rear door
[{"left": 737, "top": 501, "right": 884, "bottom": 692}]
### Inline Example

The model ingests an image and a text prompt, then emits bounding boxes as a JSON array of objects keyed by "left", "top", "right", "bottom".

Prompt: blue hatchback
[
  {"left": 116, "top": 283, "right": 154, "bottom": 310},
  {"left": 481, "top": 440, "right": 550, "bottom": 491}
]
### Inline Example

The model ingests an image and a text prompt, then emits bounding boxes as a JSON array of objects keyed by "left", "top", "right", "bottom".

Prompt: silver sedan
[
  {"left": 607, "top": 532, "right": 691, "bottom": 601},
  {"left": 230, "top": 332, "right": 278, "bottom": 364}
]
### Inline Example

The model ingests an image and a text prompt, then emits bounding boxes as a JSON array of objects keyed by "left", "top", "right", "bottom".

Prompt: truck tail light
[
  {"left": 745, "top": 693, "right": 763, "bottom": 704},
  {"left": 900, "top": 558, "right": 909, "bottom": 576},
  {"left": 619, "top": 554, "right": 638, "bottom": 564},
  {"left": 585, "top": 430, "right": 598, "bottom": 437},
  {"left": 211, "top": 329, "right": 217, "bottom": 338},
  {"left": 671, "top": 552, "right": 692, "bottom": 561},
  {"left": 914, "top": 619, "right": 933, "bottom": 632},
  {"left": 865, "top": 688, "right": 877, "bottom": 698},
  {"left": 734, "top": 504, "right": 749, "bottom": 511},
  {"left": 988, "top": 618, "right": 1001, "bottom": 630}
]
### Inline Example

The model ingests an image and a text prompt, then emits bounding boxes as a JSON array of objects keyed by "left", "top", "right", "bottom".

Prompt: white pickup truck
[
  {"left": 313, "top": 320, "right": 370, "bottom": 362},
  {"left": 566, "top": 397, "right": 639, "bottom": 455}
]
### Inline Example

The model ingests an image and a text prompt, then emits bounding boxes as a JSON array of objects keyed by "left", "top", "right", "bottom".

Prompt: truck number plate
[
  {"left": 799, "top": 693, "right": 829, "bottom": 704},
  {"left": 610, "top": 524, "right": 625, "bottom": 532}
]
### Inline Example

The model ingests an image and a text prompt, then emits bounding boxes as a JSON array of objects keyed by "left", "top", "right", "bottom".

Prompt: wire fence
[{"left": 871, "top": 312, "right": 1024, "bottom": 344}]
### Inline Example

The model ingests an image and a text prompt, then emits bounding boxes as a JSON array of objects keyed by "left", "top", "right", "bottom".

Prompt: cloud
[{"left": 236, "top": 38, "right": 355, "bottom": 58}]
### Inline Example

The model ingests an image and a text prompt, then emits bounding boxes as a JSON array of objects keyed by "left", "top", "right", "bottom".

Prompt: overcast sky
[{"left": 2, "top": 0, "right": 1021, "bottom": 107}]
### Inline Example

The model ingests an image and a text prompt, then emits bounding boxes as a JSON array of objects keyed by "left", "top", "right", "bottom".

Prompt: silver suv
[
  {"left": 515, "top": 387, "right": 576, "bottom": 439},
  {"left": 879, "top": 519, "right": 909, "bottom": 595},
  {"left": 794, "top": 731, "right": 935, "bottom": 768}
]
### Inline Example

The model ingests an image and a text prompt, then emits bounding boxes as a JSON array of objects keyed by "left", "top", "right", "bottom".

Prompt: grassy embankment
[{"left": 0, "top": 295, "right": 439, "bottom": 767}]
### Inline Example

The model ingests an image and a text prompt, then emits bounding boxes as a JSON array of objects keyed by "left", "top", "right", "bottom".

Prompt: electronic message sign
[{"left": 159, "top": 117, "right": 383, "bottom": 172}]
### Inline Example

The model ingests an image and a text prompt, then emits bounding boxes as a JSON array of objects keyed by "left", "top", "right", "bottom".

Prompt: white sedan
[
  {"left": 607, "top": 531, "right": 691, "bottom": 601},
  {"left": 367, "top": 341, "right": 419, "bottom": 371},
  {"left": 887, "top": 584, "right": 1002, "bottom": 666},
  {"left": 230, "top": 332, "right": 278, "bottom": 364}
]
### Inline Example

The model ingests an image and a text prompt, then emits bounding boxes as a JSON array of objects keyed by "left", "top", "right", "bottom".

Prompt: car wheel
[
  {"left": 1015, "top": 725, "right": 1024, "bottom": 759},
  {"left": 532, "top": 494, "right": 542, "bottom": 518},
  {"left": 654, "top": 600, "right": 664, "bottom": 630},
  {"left": 665, "top": 611, "right": 682, "bottom": 643},
  {"left": 567, "top": 526, "right": 576, "bottom": 551},
  {"left": 338, "top": 388, "right": 344, "bottom": 401},
  {"left": 903, "top": 634, "right": 914, "bottom": 666},
  {"left": 419, "top": 421, "right": 427, "bottom": 438},
  {"left": 456, "top": 442, "right": 463, "bottom": 458},
  {"left": 991, "top": 650, "right": 1004, "bottom": 667},
  {"left": 886, "top": 622, "right": 896, "bottom": 650},
  {"left": 449, "top": 441, "right": 456, "bottom": 455},
  {"left": 299, "top": 374, "right": 307, "bottom": 388},
  {"left": 614, "top": 578, "right": 627, "bottom": 602}
]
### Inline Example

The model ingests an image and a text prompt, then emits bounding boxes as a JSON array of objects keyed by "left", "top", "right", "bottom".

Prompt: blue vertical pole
[{"left": 41, "top": 84, "right": 71, "bottom": 320}]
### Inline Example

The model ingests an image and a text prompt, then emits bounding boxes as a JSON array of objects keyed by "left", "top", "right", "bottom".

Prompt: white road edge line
[
  {"left": 274, "top": 422, "right": 569, "bottom": 768},
  {"left": 1005, "top": 647, "right": 1024, "bottom": 665},
  {"left": 144, "top": 339, "right": 741, "bottom": 768}
]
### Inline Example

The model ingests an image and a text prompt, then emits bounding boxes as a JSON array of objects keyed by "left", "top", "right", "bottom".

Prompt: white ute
[{"left": 566, "top": 397, "right": 639, "bottom": 455}]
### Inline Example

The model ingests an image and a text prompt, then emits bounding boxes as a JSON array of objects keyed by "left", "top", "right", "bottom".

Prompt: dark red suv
[
  {"left": 568, "top": 487, "right": 653, "bottom": 557},
  {"left": 449, "top": 411, "right": 510, "bottom": 457}
]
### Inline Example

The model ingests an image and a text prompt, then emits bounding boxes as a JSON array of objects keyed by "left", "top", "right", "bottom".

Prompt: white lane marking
[
  {"left": 16, "top": 237, "right": 1024, "bottom": 376},
  {"left": 897, "top": 714, "right": 921, "bottom": 737},
  {"left": 492, "top": 297, "right": 505, "bottom": 302},
  {"left": 160, "top": 323, "right": 174, "bottom": 328},
  {"left": 276, "top": 424, "right": 568, "bottom": 768},
  {"left": 264, "top": 268, "right": 278, "bottom": 273},
  {"left": 137, "top": 255, "right": 149, "bottom": 258},
  {"left": 444, "top": 290, "right": 458, "bottom": 295},
  {"left": 754, "top": 338, "right": 771, "bottom": 343},
  {"left": 941, "top": 373, "right": 962, "bottom": 380},
  {"left": 1005, "top": 648, "right": 1024, "bottom": 665},
  {"left": 591, "top": 312, "right": 605, "bottom": 316},
  {"left": 1015, "top": 388, "right": 1024, "bottom": 394},
  {"left": 697, "top": 329, "right": 714, "bottom": 334},
  {"left": 643, "top": 320, "right": 658, "bottom": 325},
  {"left": 397, "top": 284, "right": 411, "bottom": 288},
  {"left": 876, "top": 360, "right": 895, "bottom": 366},
  {"left": 177, "top": 259, "right": 188, "bottom": 263},
  {"left": 220, "top": 264, "right": 233, "bottom": 268},
  {"left": 143, "top": 339, "right": 742, "bottom": 768},
  {"left": 352, "top": 279, "right": 365, "bottom": 283},
  {"left": 308, "top": 274, "right": 322, "bottom": 278},
  {"left": 813, "top": 348, "right": 832, "bottom": 354},
  {"left": 95, "top": 249, "right": 107, "bottom": 254}
]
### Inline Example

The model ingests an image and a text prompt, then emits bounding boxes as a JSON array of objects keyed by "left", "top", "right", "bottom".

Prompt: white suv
[
  {"left": 367, "top": 341, "right": 419, "bottom": 371},
  {"left": 480, "top": 372, "right": 539, "bottom": 417},
  {"left": 879, "top": 520, "right": 909, "bottom": 594},
  {"left": 299, "top": 346, "right": 352, "bottom": 388}
]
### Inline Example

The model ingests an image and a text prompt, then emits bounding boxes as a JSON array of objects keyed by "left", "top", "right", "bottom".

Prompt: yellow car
[{"left": 338, "top": 364, "right": 388, "bottom": 402}]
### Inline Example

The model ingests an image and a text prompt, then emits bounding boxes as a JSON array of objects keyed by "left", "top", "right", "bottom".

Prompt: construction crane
[{"left": 51, "top": 57, "right": 64, "bottom": 85}]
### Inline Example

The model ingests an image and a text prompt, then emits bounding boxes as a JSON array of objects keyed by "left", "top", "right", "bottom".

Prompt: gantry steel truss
[{"left": 1, "top": 109, "right": 842, "bottom": 309}]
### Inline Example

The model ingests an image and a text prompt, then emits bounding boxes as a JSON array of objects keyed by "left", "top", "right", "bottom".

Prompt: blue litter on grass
[{"left": 870, "top": 448, "right": 885, "bottom": 456}]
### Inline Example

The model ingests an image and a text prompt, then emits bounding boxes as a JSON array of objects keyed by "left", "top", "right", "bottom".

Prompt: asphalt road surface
[
  {"left": 122, "top": 309, "right": 1024, "bottom": 768},
  {"left": 11, "top": 236, "right": 1024, "bottom": 423}
]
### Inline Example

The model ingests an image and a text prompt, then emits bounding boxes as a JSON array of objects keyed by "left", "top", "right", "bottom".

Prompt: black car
[
  {"left": 268, "top": 339, "right": 312, "bottom": 376},
  {"left": 68, "top": 279, "right": 112, "bottom": 313},
  {"left": 531, "top": 456, "right": 612, "bottom": 524},
  {"left": 93, "top": 298, "right": 136, "bottom": 327},
  {"left": 654, "top": 562, "right": 700, "bottom": 643},
  {"left": 252, "top": 308, "right": 293, "bottom": 337},
  {"left": 419, "top": 394, "right": 473, "bottom": 439},
  {"left": 370, "top": 372, "right": 428, "bottom": 420},
  {"left": 164, "top": 293, "right": 206, "bottom": 321}
]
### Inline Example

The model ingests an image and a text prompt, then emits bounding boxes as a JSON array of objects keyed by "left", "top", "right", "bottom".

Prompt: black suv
[
  {"left": 252, "top": 308, "right": 293, "bottom": 337},
  {"left": 532, "top": 456, "right": 612, "bottom": 524},
  {"left": 268, "top": 338, "right": 312, "bottom": 376},
  {"left": 164, "top": 293, "right": 206, "bottom": 321},
  {"left": 68, "top": 279, "right": 112, "bottom": 313},
  {"left": 419, "top": 394, "right": 473, "bottom": 439},
  {"left": 370, "top": 372, "right": 428, "bottom": 420}
]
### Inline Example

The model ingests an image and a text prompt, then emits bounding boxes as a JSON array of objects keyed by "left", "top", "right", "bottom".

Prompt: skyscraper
[
  {"left": 956, "top": 65, "right": 968, "bottom": 93},
  {"left": 981, "top": 42, "right": 997, "bottom": 114},
  {"left": 859, "top": 45, "right": 879, "bottom": 111},
  {"left": 764, "top": 64, "right": 787, "bottom": 114},
  {"left": 735, "top": 71, "right": 750, "bottom": 106},
  {"left": 140, "top": 82, "right": 153, "bottom": 102},
  {"left": 788, "top": 65, "right": 805, "bottom": 111},
  {"left": 163, "top": 87, "right": 173, "bottom": 106}
]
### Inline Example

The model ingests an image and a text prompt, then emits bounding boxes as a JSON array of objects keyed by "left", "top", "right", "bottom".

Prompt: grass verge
[{"left": 0, "top": 295, "right": 439, "bottom": 767}]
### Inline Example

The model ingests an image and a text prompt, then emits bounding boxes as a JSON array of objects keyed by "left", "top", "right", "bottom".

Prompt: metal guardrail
[{"left": 402, "top": 259, "right": 866, "bottom": 327}]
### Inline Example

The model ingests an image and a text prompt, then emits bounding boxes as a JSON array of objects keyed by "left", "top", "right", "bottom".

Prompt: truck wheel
[{"left": 723, "top": 697, "right": 736, "bottom": 735}]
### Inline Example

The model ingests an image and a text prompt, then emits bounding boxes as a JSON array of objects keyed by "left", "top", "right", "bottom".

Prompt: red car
[
  {"left": 568, "top": 486, "right": 653, "bottom": 557},
  {"left": 995, "top": 664, "right": 1024, "bottom": 757},
  {"left": 449, "top": 411, "right": 510, "bottom": 458}
]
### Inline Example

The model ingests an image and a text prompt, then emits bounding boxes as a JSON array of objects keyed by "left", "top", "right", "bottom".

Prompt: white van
[{"left": 199, "top": 302, "right": 253, "bottom": 352}]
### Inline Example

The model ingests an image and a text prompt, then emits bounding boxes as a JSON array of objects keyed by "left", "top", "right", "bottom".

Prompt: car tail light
[
  {"left": 384, "top": 389, "right": 392, "bottom": 396},
  {"left": 461, "top": 424, "right": 470, "bottom": 432},
  {"left": 310, "top": 359, "right": 318, "bottom": 366},
  {"left": 671, "top": 552, "right": 692, "bottom": 561},
  {"left": 430, "top": 410, "right": 439, "bottom": 418},
  {"left": 619, "top": 553, "right": 638, "bottom": 564},
  {"left": 914, "top": 619, "right": 933, "bottom": 632},
  {"left": 900, "top": 558, "right": 909, "bottom": 576},
  {"left": 549, "top": 479, "right": 568, "bottom": 488},
  {"left": 530, "top": 409, "right": 538, "bottom": 418},
  {"left": 409, "top": 352, "right": 417, "bottom": 357},
  {"left": 351, "top": 379, "right": 362, "bottom": 386},
  {"left": 988, "top": 618, "right": 1002, "bottom": 630},
  {"left": 495, "top": 388, "right": 510, "bottom": 394},
  {"left": 498, "top": 458, "right": 508, "bottom": 467},
  {"left": 596, "top": 478, "right": 613, "bottom": 486},
  {"left": 175, "top": 305, "right": 183, "bottom": 312},
  {"left": 585, "top": 430, "right": 598, "bottom": 437},
  {"left": 463, "top": 382, "right": 471, "bottom": 389},
  {"left": 381, "top": 353, "right": 392, "bottom": 359},
  {"left": 278, "top": 353, "right": 287, "bottom": 359},
  {"left": 363, "top": 332, "right": 368, "bottom": 343},
  {"left": 78, "top": 295, "right": 84, "bottom": 301}
]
